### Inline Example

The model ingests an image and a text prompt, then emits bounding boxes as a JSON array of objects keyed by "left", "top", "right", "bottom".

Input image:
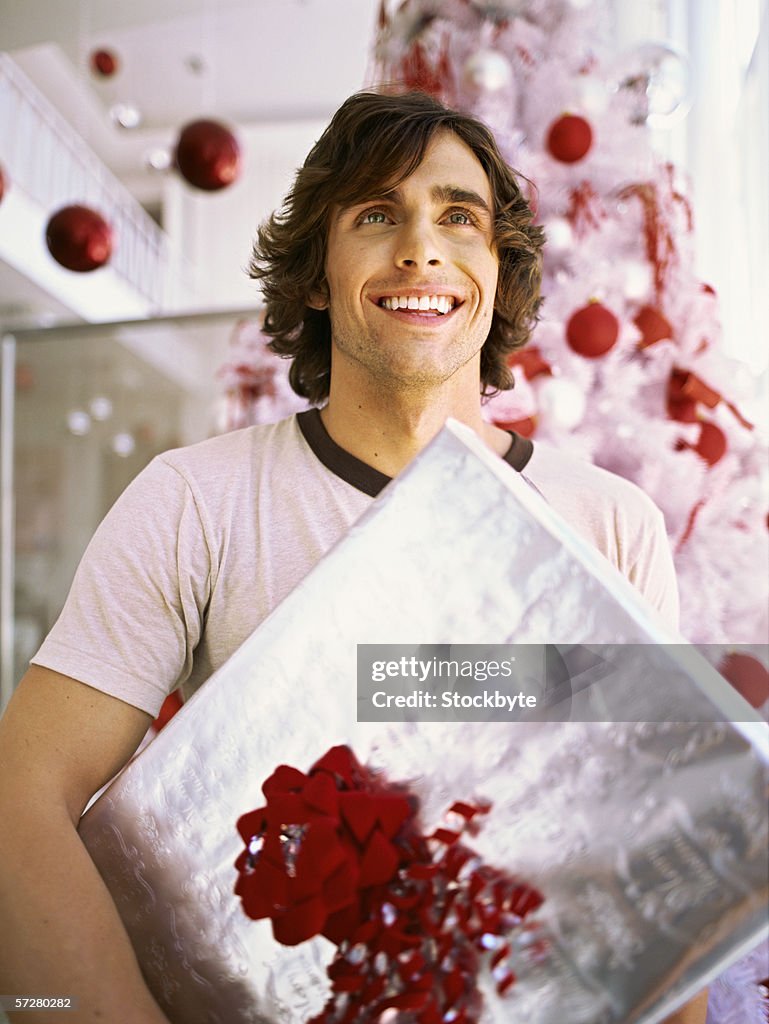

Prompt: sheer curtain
[
  {"left": 677, "top": 0, "right": 768, "bottom": 374},
  {"left": 614, "top": 0, "right": 768, "bottom": 376}
]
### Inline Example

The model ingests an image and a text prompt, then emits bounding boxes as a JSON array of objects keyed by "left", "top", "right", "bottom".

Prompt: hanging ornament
[
  {"left": 109, "top": 103, "right": 142, "bottom": 129},
  {"left": 667, "top": 367, "right": 753, "bottom": 430},
  {"left": 634, "top": 305, "right": 673, "bottom": 348},
  {"left": 534, "top": 376, "right": 586, "bottom": 430},
  {"left": 666, "top": 368, "right": 701, "bottom": 422},
  {"left": 66, "top": 409, "right": 91, "bottom": 435},
  {"left": 152, "top": 690, "right": 183, "bottom": 733},
  {"left": 566, "top": 301, "right": 619, "bottom": 358},
  {"left": 174, "top": 119, "right": 242, "bottom": 192},
  {"left": 509, "top": 345, "right": 551, "bottom": 379},
  {"left": 90, "top": 48, "right": 119, "bottom": 78},
  {"left": 111, "top": 432, "right": 136, "bottom": 457},
  {"left": 718, "top": 652, "right": 769, "bottom": 709},
  {"left": 45, "top": 204, "right": 113, "bottom": 273},
  {"left": 617, "top": 43, "right": 691, "bottom": 128},
  {"left": 89, "top": 396, "right": 113, "bottom": 421},
  {"left": 544, "top": 216, "right": 574, "bottom": 252},
  {"left": 0, "top": 163, "right": 7, "bottom": 204},
  {"left": 680, "top": 421, "right": 727, "bottom": 466},
  {"left": 577, "top": 76, "right": 609, "bottom": 115},
  {"left": 463, "top": 49, "right": 513, "bottom": 92},
  {"left": 494, "top": 414, "right": 537, "bottom": 437},
  {"left": 546, "top": 114, "right": 593, "bottom": 163},
  {"left": 622, "top": 260, "right": 652, "bottom": 300}
]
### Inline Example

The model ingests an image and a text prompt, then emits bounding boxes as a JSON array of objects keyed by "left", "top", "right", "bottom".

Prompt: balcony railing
[{"left": 0, "top": 53, "right": 175, "bottom": 311}]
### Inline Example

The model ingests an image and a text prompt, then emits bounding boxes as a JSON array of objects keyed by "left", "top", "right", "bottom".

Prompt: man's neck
[{"left": 320, "top": 372, "right": 511, "bottom": 478}]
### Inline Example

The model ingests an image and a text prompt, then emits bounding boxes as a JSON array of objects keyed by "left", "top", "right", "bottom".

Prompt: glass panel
[{"left": 6, "top": 309, "right": 254, "bottom": 694}]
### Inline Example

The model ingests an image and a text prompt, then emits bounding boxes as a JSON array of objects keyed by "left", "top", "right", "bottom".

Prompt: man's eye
[
  {"left": 446, "top": 210, "right": 473, "bottom": 225},
  {"left": 361, "top": 210, "right": 388, "bottom": 224}
]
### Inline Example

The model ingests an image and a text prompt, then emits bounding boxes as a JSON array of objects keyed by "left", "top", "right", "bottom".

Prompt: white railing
[{"left": 0, "top": 53, "right": 172, "bottom": 310}]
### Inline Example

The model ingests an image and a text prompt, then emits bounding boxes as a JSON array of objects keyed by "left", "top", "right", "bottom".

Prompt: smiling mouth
[{"left": 377, "top": 294, "right": 458, "bottom": 315}]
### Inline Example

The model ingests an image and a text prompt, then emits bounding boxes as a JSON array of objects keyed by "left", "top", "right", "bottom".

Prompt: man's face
[{"left": 319, "top": 131, "right": 499, "bottom": 394}]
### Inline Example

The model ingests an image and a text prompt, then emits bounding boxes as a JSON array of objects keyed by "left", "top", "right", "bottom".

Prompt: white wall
[{"left": 162, "top": 120, "right": 328, "bottom": 311}]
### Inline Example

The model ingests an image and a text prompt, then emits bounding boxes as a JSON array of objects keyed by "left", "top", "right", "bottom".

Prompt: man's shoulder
[
  {"left": 526, "top": 442, "right": 663, "bottom": 523},
  {"left": 155, "top": 415, "right": 302, "bottom": 479}
]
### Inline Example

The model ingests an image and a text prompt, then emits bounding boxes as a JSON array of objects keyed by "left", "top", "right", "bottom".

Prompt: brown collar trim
[{"left": 297, "top": 407, "right": 533, "bottom": 498}]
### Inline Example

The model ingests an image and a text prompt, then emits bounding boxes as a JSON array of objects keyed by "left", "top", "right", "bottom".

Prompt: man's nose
[{"left": 393, "top": 217, "right": 444, "bottom": 269}]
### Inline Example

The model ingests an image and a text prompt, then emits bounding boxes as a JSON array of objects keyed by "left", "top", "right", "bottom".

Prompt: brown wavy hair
[{"left": 249, "top": 90, "right": 544, "bottom": 403}]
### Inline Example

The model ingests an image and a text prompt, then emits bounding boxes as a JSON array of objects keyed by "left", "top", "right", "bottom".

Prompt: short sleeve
[
  {"left": 31, "top": 454, "right": 215, "bottom": 716},
  {"left": 626, "top": 503, "right": 681, "bottom": 633}
]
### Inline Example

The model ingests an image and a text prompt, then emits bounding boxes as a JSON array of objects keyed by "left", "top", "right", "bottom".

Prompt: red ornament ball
[
  {"left": 634, "top": 305, "right": 673, "bottom": 348},
  {"left": 0, "top": 164, "right": 7, "bottom": 204},
  {"left": 45, "top": 205, "right": 113, "bottom": 272},
  {"left": 566, "top": 302, "right": 619, "bottom": 358},
  {"left": 508, "top": 345, "right": 551, "bottom": 380},
  {"left": 152, "top": 690, "right": 183, "bottom": 732},
  {"left": 493, "top": 415, "right": 537, "bottom": 438},
  {"left": 175, "top": 119, "right": 241, "bottom": 192},
  {"left": 90, "top": 48, "right": 119, "bottom": 77},
  {"left": 546, "top": 114, "right": 593, "bottom": 163},
  {"left": 718, "top": 653, "right": 769, "bottom": 708}
]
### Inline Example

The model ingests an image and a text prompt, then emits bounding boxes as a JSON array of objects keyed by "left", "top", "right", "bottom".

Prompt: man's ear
[{"left": 306, "top": 284, "right": 329, "bottom": 310}]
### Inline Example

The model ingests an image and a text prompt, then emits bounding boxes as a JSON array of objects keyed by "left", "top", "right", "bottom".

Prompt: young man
[{"left": 0, "top": 92, "right": 704, "bottom": 1023}]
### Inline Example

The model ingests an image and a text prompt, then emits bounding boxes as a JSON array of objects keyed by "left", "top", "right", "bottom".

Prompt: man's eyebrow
[
  {"left": 339, "top": 184, "right": 493, "bottom": 219},
  {"left": 431, "top": 185, "right": 492, "bottom": 216}
]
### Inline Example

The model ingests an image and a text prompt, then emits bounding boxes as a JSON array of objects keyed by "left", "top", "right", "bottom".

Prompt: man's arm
[{"left": 0, "top": 666, "right": 171, "bottom": 1024}]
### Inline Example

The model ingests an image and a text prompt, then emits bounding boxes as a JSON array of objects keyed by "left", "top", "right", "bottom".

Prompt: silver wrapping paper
[{"left": 78, "top": 421, "right": 769, "bottom": 1024}]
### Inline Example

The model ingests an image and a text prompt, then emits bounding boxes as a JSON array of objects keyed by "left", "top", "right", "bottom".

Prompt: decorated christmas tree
[{"left": 368, "top": 0, "right": 768, "bottom": 664}]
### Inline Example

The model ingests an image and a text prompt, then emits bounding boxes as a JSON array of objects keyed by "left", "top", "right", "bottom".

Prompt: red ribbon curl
[{"left": 235, "top": 746, "right": 544, "bottom": 1023}]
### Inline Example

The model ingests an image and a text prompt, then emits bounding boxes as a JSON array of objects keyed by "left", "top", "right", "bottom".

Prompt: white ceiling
[
  {"left": 0, "top": 0, "right": 381, "bottom": 323},
  {"left": 1, "top": 0, "right": 381, "bottom": 203}
]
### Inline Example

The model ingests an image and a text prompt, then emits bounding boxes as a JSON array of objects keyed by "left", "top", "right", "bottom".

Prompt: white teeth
[{"left": 379, "top": 294, "right": 456, "bottom": 313}]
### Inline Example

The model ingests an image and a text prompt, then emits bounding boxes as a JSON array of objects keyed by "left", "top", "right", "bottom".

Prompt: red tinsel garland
[
  {"left": 235, "top": 745, "right": 544, "bottom": 1023},
  {"left": 566, "top": 181, "right": 606, "bottom": 237},
  {"left": 616, "top": 165, "right": 691, "bottom": 302},
  {"left": 400, "top": 36, "right": 456, "bottom": 103}
]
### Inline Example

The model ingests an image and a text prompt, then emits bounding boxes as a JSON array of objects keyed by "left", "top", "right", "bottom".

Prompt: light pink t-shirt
[{"left": 33, "top": 411, "right": 679, "bottom": 715}]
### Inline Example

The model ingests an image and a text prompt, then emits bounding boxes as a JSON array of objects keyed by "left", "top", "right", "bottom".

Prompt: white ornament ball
[
  {"left": 66, "top": 409, "right": 91, "bottom": 436},
  {"left": 534, "top": 376, "right": 586, "bottom": 430},
  {"left": 622, "top": 259, "right": 652, "bottom": 300},
  {"left": 111, "top": 431, "right": 136, "bottom": 457},
  {"left": 544, "top": 217, "right": 574, "bottom": 252},
  {"left": 463, "top": 50, "right": 513, "bottom": 93},
  {"left": 578, "top": 77, "right": 609, "bottom": 115},
  {"left": 89, "top": 395, "right": 113, "bottom": 421}
]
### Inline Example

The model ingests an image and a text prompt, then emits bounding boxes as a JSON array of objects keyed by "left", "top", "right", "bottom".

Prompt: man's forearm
[{"left": 0, "top": 802, "right": 170, "bottom": 1024}]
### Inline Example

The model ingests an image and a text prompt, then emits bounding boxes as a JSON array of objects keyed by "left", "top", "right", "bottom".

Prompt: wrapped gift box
[{"left": 79, "top": 421, "right": 768, "bottom": 1024}]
